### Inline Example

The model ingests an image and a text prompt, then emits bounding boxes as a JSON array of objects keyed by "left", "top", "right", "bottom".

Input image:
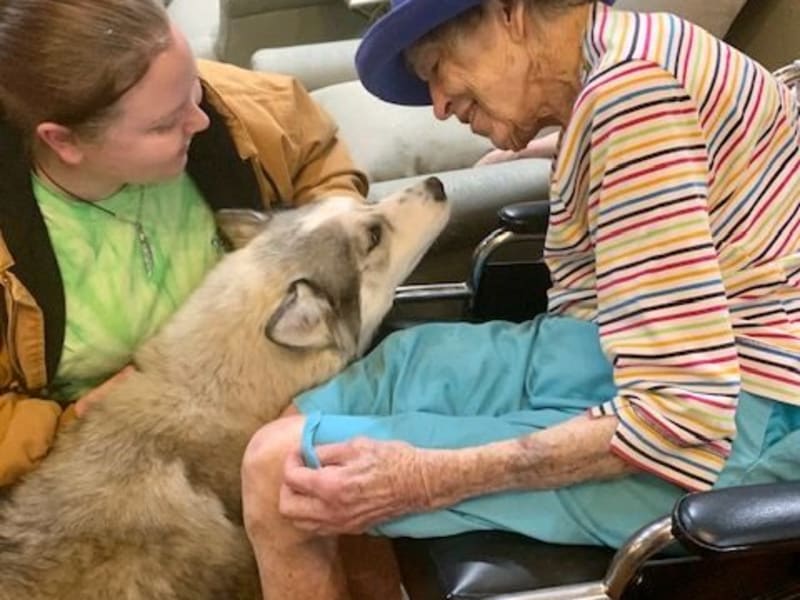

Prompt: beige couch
[{"left": 166, "top": 0, "right": 370, "bottom": 66}]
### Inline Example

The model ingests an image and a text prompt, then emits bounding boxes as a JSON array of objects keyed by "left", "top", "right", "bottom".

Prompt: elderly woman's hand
[
  {"left": 474, "top": 131, "right": 560, "bottom": 167},
  {"left": 277, "top": 416, "right": 632, "bottom": 535},
  {"left": 278, "top": 437, "right": 435, "bottom": 535}
]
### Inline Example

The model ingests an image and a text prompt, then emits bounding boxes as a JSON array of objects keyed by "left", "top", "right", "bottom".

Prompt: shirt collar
[{"left": 581, "top": 1, "right": 612, "bottom": 82}]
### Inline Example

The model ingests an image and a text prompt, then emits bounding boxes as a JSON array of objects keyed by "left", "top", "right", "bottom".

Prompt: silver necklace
[{"left": 35, "top": 162, "right": 155, "bottom": 277}]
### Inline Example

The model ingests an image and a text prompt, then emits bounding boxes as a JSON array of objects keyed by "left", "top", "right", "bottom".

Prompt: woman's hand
[
  {"left": 474, "top": 148, "right": 520, "bottom": 167},
  {"left": 278, "top": 438, "right": 434, "bottom": 535},
  {"left": 74, "top": 365, "right": 135, "bottom": 417},
  {"left": 474, "top": 131, "right": 560, "bottom": 167}
]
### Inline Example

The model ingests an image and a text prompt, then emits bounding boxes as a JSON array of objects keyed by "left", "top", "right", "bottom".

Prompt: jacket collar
[{"left": 188, "top": 92, "right": 263, "bottom": 211}]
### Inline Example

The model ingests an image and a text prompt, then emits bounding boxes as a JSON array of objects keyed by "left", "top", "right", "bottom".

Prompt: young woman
[
  {"left": 241, "top": 0, "right": 800, "bottom": 597},
  {"left": 0, "top": 0, "right": 367, "bottom": 488}
]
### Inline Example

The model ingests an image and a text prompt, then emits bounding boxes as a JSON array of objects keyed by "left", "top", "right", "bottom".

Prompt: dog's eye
[{"left": 366, "top": 223, "right": 382, "bottom": 252}]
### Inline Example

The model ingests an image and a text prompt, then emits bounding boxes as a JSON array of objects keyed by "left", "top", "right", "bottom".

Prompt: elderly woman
[{"left": 241, "top": 0, "right": 800, "bottom": 597}]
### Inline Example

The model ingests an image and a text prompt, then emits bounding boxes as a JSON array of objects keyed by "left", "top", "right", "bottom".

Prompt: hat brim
[{"left": 355, "top": 0, "right": 483, "bottom": 106}]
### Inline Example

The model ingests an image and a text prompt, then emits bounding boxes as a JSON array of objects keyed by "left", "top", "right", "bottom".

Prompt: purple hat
[{"left": 356, "top": 0, "right": 615, "bottom": 106}]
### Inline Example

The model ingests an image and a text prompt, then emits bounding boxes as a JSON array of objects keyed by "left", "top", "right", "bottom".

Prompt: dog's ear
[
  {"left": 266, "top": 279, "right": 335, "bottom": 350},
  {"left": 215, "top": 209, "right": 272, "bottom": 249}
]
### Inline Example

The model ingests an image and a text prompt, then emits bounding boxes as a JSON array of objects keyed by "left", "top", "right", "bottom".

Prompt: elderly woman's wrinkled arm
[
  {"left": 421, "top": 413, "right": 634, "bottom": 505},
  {"left": 279, "top": 412, "right": 634, "bottom": 535}
]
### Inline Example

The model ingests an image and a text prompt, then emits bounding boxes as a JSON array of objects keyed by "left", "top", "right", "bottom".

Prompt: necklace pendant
[{"left": 136, "top": 224, "right": 155, "bottom": 277}]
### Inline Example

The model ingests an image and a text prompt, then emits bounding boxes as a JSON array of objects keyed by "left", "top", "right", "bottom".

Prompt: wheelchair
[{"left": 387, "top": 60, "right": 800, "bottom": 600}]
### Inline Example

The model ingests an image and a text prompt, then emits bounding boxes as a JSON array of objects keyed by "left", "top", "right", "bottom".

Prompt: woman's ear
[
  {"left": 492, "top": 0, "right": 528, "bottom": 42},
  {"left": 35, "top": 122, "right": 84, "bottom": 166}
]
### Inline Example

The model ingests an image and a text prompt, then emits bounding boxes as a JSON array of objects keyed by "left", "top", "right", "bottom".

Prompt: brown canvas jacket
[{"left": 0, "top": 60, "right": 367, "bottom": 487}]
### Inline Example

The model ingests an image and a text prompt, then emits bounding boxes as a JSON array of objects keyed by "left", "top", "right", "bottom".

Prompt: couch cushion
[
  {"left": 251, "top": 39, "right": 360, "bottom": 91},
  {"left": 311, "top": 81, "right": 494, "bottom": 183},
  {"left": 615, "top": 0, "right": 747, "bottom": 38}
]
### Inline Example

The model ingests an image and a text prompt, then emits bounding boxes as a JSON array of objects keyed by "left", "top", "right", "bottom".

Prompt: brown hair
[{"left": 0, "top": 0, "right": 171, "bottom": 139}]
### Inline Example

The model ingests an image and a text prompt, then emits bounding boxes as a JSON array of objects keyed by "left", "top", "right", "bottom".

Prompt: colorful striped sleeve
[{"left": 584, "top": 61, "right": 740, "bottom": 491}]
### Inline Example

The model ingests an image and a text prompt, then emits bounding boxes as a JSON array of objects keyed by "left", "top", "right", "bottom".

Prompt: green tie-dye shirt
[{"left": 33, "top": 172, "right": 224, "bottom": 403}]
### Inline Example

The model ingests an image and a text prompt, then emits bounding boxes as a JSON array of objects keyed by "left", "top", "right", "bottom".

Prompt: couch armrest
[{"left": 251, "top": 38, "right": 360, "bottom": 90}]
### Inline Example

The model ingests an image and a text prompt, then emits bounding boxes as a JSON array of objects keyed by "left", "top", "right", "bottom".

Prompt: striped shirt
[{"left": 548, "top": 3, "right": 800, "bottom": 491}]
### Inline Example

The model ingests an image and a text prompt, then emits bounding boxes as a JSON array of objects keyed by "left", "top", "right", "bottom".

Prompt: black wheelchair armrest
[
  {"left": 673, "top": 482, "right": 800, "bottom": 556},
  {"left": 497, "top": 200, "right": 550, "bottom": 235}
]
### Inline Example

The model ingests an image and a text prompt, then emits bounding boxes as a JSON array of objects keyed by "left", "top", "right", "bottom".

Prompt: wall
[{"left": 726, "top": 0, "right": 800, "bottom": 70}]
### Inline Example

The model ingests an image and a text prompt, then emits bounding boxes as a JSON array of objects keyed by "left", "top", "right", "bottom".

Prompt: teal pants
[{"left": 296, "top": 316, "right": 800, "bottom": 548}]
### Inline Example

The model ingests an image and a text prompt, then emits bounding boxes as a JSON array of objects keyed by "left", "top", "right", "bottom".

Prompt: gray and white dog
[{"left": 0, "top": 178, "right": 449, "bottom": 600}]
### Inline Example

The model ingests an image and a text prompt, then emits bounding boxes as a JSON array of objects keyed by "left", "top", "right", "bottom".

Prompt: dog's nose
[{"left": 423, "top": 177, "right": 446, "bottom": 202}]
